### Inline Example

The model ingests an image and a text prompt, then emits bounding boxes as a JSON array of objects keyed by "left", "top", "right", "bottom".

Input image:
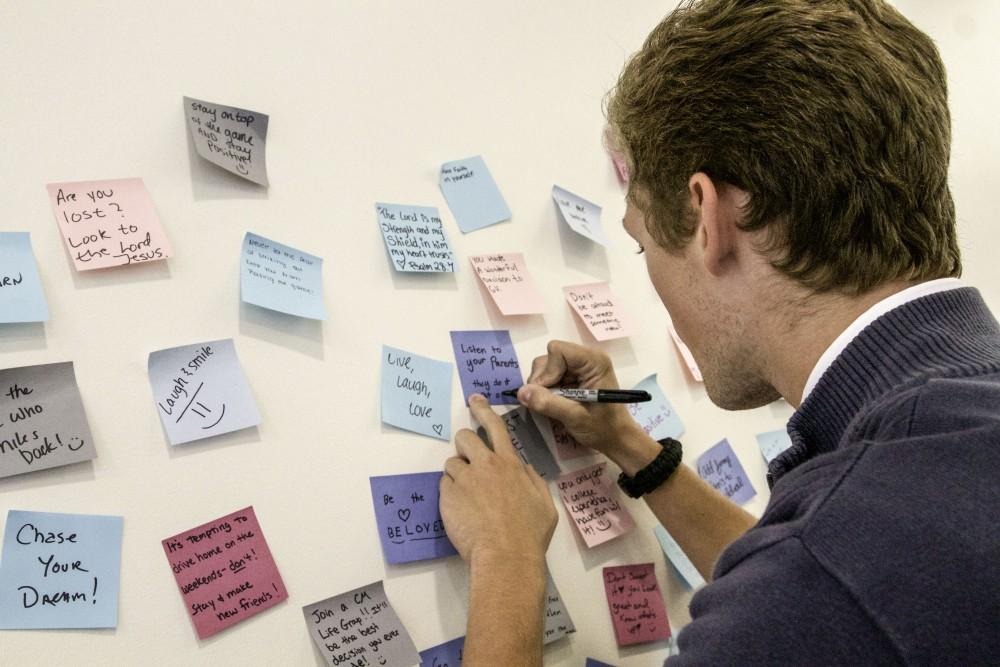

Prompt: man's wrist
[{"left": 606, "top": 417, "right": 662, "bottom": 477}]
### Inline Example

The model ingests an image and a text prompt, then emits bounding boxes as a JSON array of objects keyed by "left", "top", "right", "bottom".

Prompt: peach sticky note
[
  {"left": 668, "top": 325, "right": 702, "bottom": 382},
  {"left": 556, "top": 462, "right": 634, "bottom": 548},
  {"left": 46, "top": 178, "right": 172, "bottom": 271},
  {"left": 563, "top": 283, "right": 632, "bottom": 341},
  {"left": 469, "top": 253, "right": 545, "bottom": 315}
]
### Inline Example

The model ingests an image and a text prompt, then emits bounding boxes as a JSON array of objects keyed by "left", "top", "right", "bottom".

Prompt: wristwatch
[{"left": 617, "top": 437, "right": 683, "bottom": 498}]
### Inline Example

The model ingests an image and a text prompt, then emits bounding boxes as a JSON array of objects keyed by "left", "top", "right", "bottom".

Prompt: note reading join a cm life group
[
  {"left": 184, "top": 96, "right": 269, "bottom": 186},
  {"left": 376, "top": 203, "right": 456, "bottom": 273},
  {"left": 380, "top": 345, "right": 452, "bottom": 441},
  {"left": 449, "top": 330, "right": 522, "bottom": 405},
  {"left": 147, "top": 339, "right": 261, "bottom": 446},
  {"left": 439, "top": 156, "right": 510, "bottom": 233},
  {"left": 0, "top": 232, "right": 49, "bottom": 323},
  {"left": 369, "top": 471, "right": 457, "bottom": 565},
  {"left": 240, "top": 232, "right": 327, "bottom": 320}
]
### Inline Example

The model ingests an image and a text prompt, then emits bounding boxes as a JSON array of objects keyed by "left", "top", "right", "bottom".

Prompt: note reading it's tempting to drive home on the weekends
[
  {"left": 420, "top": 635, "right": 465, "bottom": 667},
  {"left": 557, "top": 462, "right": 634, "bottom": 548},
  {"left": 380, "top": 345, "right": 452, "bottom": 441},
  {"left": 626, "top": 373, "right": 685, "bottom": 441},
  {"left": 0, "top": 362, "right": 96, "bottom": 480},
  {"left": 563, "top": 282, "right": 632, "bottom": 341},
  {"left": 148, "top": 339, "right": 260, "bottom": 446},
  {"left": 449, "top": 330, "right": 522, "bottom": 405},
  {"left": 478, "top": 406, "right": 560, "bottom": 479},
  {"left": 669, "top": 324, "right": 703, "bottom": 382},
  {"left": 303, "top": 580, "right": 420, "bottom": 667},
  {"left": 603, "top": 563, "right": 671, "bottom": 646},
  {"left": 696, "top": 438, "right": 756, "bottom": 505},
  {"left": 552, "top": 185, "right": 608, "bottom": 245},
  {"left": 543, "top": 572, "right": 576, "bottom": 644},
  {"left": 376, "top": 203, "right": 456, "bottom": 273},
  {"left": 184, "top": 96, "right": 269, "bottom": 186},
  {"left": 240, "top": 232, "right": 327, "bottom": 320},
  {"left": 0, "top": 232, "right": 49, "bottom": 323},
  {"left": 369, "top": 471, "right": 457, "bottom": 565},
  {"left": 469, "top": 253, "right": 545, "bottom": 315},
  {"left": 439, "top": 155, "right": 511, "bottom": 233},
  {"left": 46, "top": 178, "right": 172, "bottom": 271},
  {"left": 0, "top": 510, "right": 123, "bottom": 629},
  {"left": 162, "top": 506, "right": 287, "bottom": 639},
  {"left": 654, "top": 524, "right": 706, "bottom": 590},
  {"left": 756, "top": 429, "right": 792, "bottom": 464}
]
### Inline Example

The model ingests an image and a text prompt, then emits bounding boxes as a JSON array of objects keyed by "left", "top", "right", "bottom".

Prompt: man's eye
[{"left": 635, "top": 244, "right": 645, "bottom": 255}]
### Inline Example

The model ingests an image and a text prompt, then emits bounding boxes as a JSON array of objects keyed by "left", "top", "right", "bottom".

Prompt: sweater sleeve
[{"left": 665, "top": 537, "right": 903, "bottom": 666}]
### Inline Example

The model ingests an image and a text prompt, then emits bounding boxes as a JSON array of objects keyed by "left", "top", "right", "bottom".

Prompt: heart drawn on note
[
  {"left": 397, "top": 508, "right": 411, "bottom": 522},
  {"left": 432, "top": 424, "right": 443, "bottom": 436}
]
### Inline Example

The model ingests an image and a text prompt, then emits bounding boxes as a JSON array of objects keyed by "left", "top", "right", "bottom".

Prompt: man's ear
[{"left": 689, "top": 172, "right": 735, "bottom": 277}]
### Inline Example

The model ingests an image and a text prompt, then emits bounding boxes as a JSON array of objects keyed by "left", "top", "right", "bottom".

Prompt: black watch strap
[{"left": 617, "top": 437, "right": 683, "bottom": 498}]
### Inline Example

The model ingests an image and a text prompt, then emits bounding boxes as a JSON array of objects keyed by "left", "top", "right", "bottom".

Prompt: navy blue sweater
[{"left": 669, "top": 287, "right": 1000, "bottom": 665}]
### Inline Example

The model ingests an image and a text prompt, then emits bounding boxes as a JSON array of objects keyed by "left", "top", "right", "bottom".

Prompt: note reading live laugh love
[
  {"left": 552, "top": 185, "right": 608, "bottom": 246},
  {"left": 0, "top": 362, "right": 96, "bottom": 480},
  {"left": 184, "top": 96, "right": 269, "bottom": 186},
  {"left": 380, "top": 345, "right": 452, "bottom": 441},
  {"left": 0, "top": 232, "right": 49, "bottom": 323},
  {"left": 376, "top": 203, "right": 456, "bottom": 273},
  {"left": 369, "top": 471, "right": 457, "bottom": 564},
  {"left": 147, "top": 339, "right": 261, "bottom": 446},
  {"left": 439, "top": 155, "right": 510, "bottom": 233},
  {"left": 0, "top": 510, "right": 123, "bottom": 629},
  {"left": 240, "top": 232, "right": 327, "bottom": 320},
  {"left": 557, "top": 462, "right": 635, "bottom": 548},
  {"left": 469, "top": 253, "right": 545, "bottom": 315},
  {"left": 46, "top": 178, "right": 173, "bottom": 271},
  {"left": 696, "top": 438, "right": 756, "bottom": 505},
  {"left": 602, "top": 562, "right": 671, "bottom": 646},
  {"left": 449, "top": 330, "right": 522, "bottom": 405},
  {"left": 162, "top": 506, "right": 287, "bottom": 640}
]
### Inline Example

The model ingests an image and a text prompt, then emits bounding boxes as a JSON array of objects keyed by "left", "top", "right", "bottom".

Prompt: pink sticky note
[
  {"left": 162, "top": 506, "right": 288, "bottom": 639},
  {"left": 563, "top": 283, "right": 633, "bottom": 341},
  {"left": 610, "top": 152, "right": 629, "bottom": 186},
  {"left": 546, "top": 417, "right": 590, "bottom": 461},
  {"left": 668, "top": 325, "right": 702, "bottom": 382},
  {"left": 46, "top": 178, "right": 172, "bottom": 271},
  {"left": 556, "top": 462, "right": 634, "bottom": 547},
  {"left": 602, "top": 563, "right": 671, "bottom": 646},
  {"left": 469, "top": 253, "right": 545, "bottom": 315}
]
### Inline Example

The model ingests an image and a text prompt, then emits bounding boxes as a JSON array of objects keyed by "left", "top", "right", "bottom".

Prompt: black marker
[{"left": 500, "top": 388, "right": 651, "bottom": 403}]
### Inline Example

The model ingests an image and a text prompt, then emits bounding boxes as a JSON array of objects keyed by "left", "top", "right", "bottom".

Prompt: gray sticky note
[
  {"left": 303, "top": 581, "right": 420, "bottom": 667},
  {"left": 479, "top": 407, "right": 561, "bottom": 479},
  {"left": 0, "top": 362, "right": 96, "bottom": 479},
  {"left": 147, "top": 339, "right": 261, "bottom": 445},
  {"left": 543, "top": 572, "right": 576, "bottom": 645},
  {"left": 183, "top": 96, "right": 269, "bottom": 186}
]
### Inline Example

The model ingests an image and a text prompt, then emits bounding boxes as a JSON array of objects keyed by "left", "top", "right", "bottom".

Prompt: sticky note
[
  {"left": 696, "top": 438, "right": 756, "bottom": 505},
  {"left": 303, "top": 581, "right": 420, "bottom": 667},
  {"left": 0, "top": 232, "right": 49, "bottom": 323},
  {"left": 669, "top": 325, "right": 702, "bottom": 382},
  {"left": 380, "top": 345, "right": 452, "bottom": 441},
  {"left": 626, "top": 374, "right": 684, "bottom": 440},
  {"left": 449, "top": 330, "right": 522, "bottom": 405},
  {"left": 184, "top": 96, "right": 269, "bottom": 186},
  {"left": 420, "top": 636, "right": 465, "bottom": 666},
  {"left": 756, "top": 429, "right": 792, "bottom": 464},
  {"left": 610, "top": 150, "right": 629, "bottom": 186},
  {"left": 543, "top": 573, "right": 576, "bottom": 644},
  {"left": 240, "top": 232, "right": 326, "bottom": 320},
  {"left": 563, "top": 283, "right": 632, "bottom": 341},
  {"left": 478, "top": 407, "right": 560, "bottom": 479},
  {"left": 439, "top": 155, "right": 510, "bottom": 233},
  {"left": 0, "top": 510, "right": 123, "bottom": 629},
  {"left": 586, "top": 659, "right": 616, "bottom": 667},
  {"left": 46, "top": 178, "right": 172, "bottom": 271},
  {"left": 148, "top": 339, "right": 261, "bottom": 445},
  {"left": 469, "top": 253, "right": 545, "bottom": 315},
  {"left": 376, "top": 203, "right": 456, "bottom": 272},
  {"left": 162, "top": 506, "right": 287, "bottom": 639},
  {"left": 556, "top": 462, "right": 634, "bottom": 548},
  {"left": 602, "top": 563, "right": 671, "bottom": 646},
  {"left": 369, "top": 472, "right": 457, "bottom": 564},
  {"left": 538, "top": 416, "right": 590, "bottom": 461},
  {"left": 552, "top": 185, "right": 608, "bottom": 245},
  {"left": 0, "top": 362, "right": 96, "bottom": 480},
  {"left": 654, "top": 525, "right": 705, "bottom": 590}
]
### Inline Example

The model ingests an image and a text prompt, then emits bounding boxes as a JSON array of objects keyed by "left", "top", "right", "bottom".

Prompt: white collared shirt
[{"left": 800, "top": 278, "right": 964, "bottom": 403}]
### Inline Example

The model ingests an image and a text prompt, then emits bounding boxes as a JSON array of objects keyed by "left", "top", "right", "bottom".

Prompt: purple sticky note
[
  {"left": 695, "top": 438, "right": 756, "bottom": 505},
  {"left": 419, "top": 635, "right": 465, "bottom": 667},
  {"left": 586, "top": 659, "right": 617, "bottom": 667},
  {"left": 369, "top": 472, "right": 458, "bottom": 564},
  {"left": 449, "top": 330, "right": 522, "bottom": 405}
]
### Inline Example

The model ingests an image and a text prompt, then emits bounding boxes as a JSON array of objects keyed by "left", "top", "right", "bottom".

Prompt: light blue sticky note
[
  {"left": 626, "top": 373, "right": 684, "bottom": 440},
  {"left": 376, "top": 203, "right": 456, "bottom": 272},
  {"left": 0, "top": 232, "right": 49, "bottom": 323},
  {"left": 696, "top": 438, "right": 756, "bottom": 505},
  {"left": 240, "top": 232, "right": 326, "bottom": 320},
  {"left": 552, "top": 185, "right": 608, "bottom": 246},
  {"left": 756, "top": 429, "right": 792, "bottom": 464},
  {"left": 420, "top": 636, "right": 465, "bottom": 667},
  {"left": 438, "top": 155, "right": 511, "bottom": 233},
  {"left": 654, "top": 525, "right": 705, "bottom": 590},
  {"left": 380, "top": 345, "right": 452, "bottom": 441},
  {"left": 0, "top": 510, "right": 123, "bottom": 628}
]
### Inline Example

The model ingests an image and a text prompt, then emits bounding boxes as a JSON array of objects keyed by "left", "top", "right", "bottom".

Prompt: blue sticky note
[
  {"left": 449, "top": 330, "right": 522, "bottom": 405},
  {"left": 756, "top": 429, "right": 792, "bottom": 464},
  {"left": 0, "top": 510, "right": 123, "bottom": 628},
  {"left": 438, "top": 155, "right": 511, "bottom": 233},
  {"left": 696, "top": 438, "right": 756, "bottom": 505},
  {"left": 0, "top": 232, "right": 49, "bottom": 323},
  {"left": 380, "top": 345, "right": 452, "bottom": 441},
  {"left": 376, "top": 203, "right": 457, "bottom": 272},
  {"left": 552, "top": 185, "right": 608, "bottom": 246},
  {"left": 419, "top": 636, "right": 465, "bottom": 667},
  {"left": 240, "top": 232, "right": 326, "bottom": 319},
  {"left": 369, "top": 472, "right": 458, "bottom": 564},
  {"left": 586, "top": 659, "right": 616, "bottom": 667},
  {"left": 654, "top": 525, "right": 705, "bottom": 590},
  {"left": 626, "top": 373, "right": 684, "bottom": 440}
]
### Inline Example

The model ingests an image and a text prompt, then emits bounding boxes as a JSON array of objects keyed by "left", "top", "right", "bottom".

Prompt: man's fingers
[
  {"left": 468, "top": 394, "right": 519, "bottom": 462},
  {"left": 444, "top": 456, "right": 469, "bottom": 481},
  {"left": 516, "top": 384, "right": 590, "bottom": 428},
  {"left": 455, "top": 428, "right": 491, "bottom": 463}
]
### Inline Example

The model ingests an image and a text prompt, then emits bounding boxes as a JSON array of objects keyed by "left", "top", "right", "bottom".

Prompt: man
[{"left": 439, "top": 0, "right": 1000, "bottom": 664}]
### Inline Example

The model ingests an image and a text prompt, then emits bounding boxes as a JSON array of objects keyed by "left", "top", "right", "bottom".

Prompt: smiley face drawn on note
[{"left": 595, "top": 518, "right": 613, "bottom": 532}]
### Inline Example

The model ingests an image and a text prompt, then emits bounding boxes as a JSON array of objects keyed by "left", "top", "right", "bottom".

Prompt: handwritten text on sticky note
[
  {"left": 369, "top": 472, "right": 457, "bottom": 564},
  {"left": 240, "top": 232, "right": 326, "bottom": 320},
  {"left": 478, "top": 407, "right": 560, "bottom": 479},
  {"left": 552, "top": 185, "right": 607, "bottom": 245},
  {"left": 419, "top": 636, "right": 465, "bottom": 667},
  {"left": 449, "top": 330, "right": 522, "bottom": 405},
  {"left": 626, "top": 374, "right": 684, "bottom": 441},
  {"left": 184, "top": 96, "right": 269, "bottom": 185},
  {"left": 376, "top": 203, "right": 456, "bottom": 273},
  {"left": 603, "top": 563, "right": 671, "bottom": 646},
  {"left": 696, "top": 438, "right": 756, "bottom": 505},
  {"left": 543, "top": 573, "right": 576, "bottom": 644},
  {"left": 439, "top": 156, "right": 510, "bottom": 233},
  {"left": 380, "top": 345, "right": 452, "bottom": 441},
  {"left": 0, "top": 232, "right": 49, "bottom": 323},
  {"left": 756, "top": 429, "right": 792, "bottom": 464},
  {"left": 557, "top": 462, "right": 634, "bottom": 548},
  {"left": 469, "top": 253, "right": 545, "bottom": 315},
  {"left": 563, "top": 283, "right": 632, "bottom": 341}
]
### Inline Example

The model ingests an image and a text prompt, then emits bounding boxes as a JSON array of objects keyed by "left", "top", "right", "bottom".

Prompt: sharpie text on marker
[{"left": 500, "top": 388, "right": 652, "bottom": 403}]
